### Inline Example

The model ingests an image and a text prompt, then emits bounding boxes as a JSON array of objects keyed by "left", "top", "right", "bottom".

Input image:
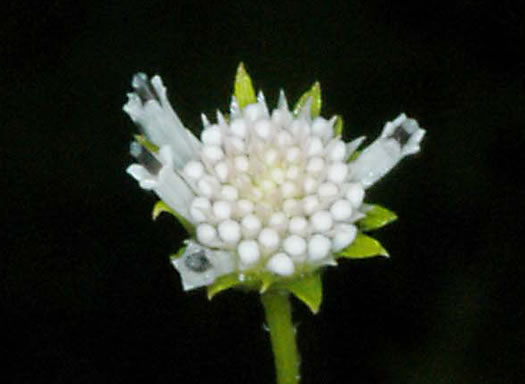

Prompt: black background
[{"left": 3, "top": 1, "right": 524, "bottom": 383}]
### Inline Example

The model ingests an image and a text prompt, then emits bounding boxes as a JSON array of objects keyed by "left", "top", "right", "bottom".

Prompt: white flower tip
[
  {"left": 216, "top": 110, "right": 227, "bottom": 126},
  {"left": 318, "top": 182, "right": 338, "bottom": 200},
  {"left": 184, "top": 161, "right": 204, "bottom": 180},
  {"left": 190, "top": 197, "right": 211, "bottom": 222},
  {"left": 254, "top": 119, "right": 274, "bottom": 139},
  {"left": 230, "top": 118, "right": 247, "bottom": 138},
  {"left": 268, "top": 212, "right": 288, "bottom": 232},
  {"left": 221, "top": 185, "right": 239, "bottom": 201},
  {"left": 288, "top": 216, "right": 308, "bottom": 236},
  {"left": 196, "top": 224, "right": 217, "bottom": 245},
  {"left": 267, "top": 253, "right": 295, "bottom": 276},
  {"left": 241, "top": 214, "right": 262, "bottom": 238},
  {"left": 308, "top": 234, "right": 332, "bottom": 261},
  {"left": 201, "top": 125, "right": 222, "bottom": 146},
  {"left": 257, "top": 90, "right": 267, "bottom": 105},
  {"left": 310, "top": 210, "right": 333, "bottom": 232},
  {"left": 238, "top": 240, "right": 261, "bottom": 265},
  {"left": 326, "top": 162, "right": 349, "bottom": 183},
  {"left": 202, "top": 145, "right": 224, "bottom": 163},
  {"left": 230, "top": 95, "right": 241, "bottom": 119},
  {"left": 277, "top": 89, "right": 288, "bottom": 110},
  {"left": 330, "top": 199, "right": 353, "bottom": 221},
  {"left": 126, "top": 164, "right": 156, "bottom": 190},
  {"left": 345, "top": 183, "right": 365, "bottom": 207},
  {"left": 218, "top": 220, "right": 241, "bottom": 244},
  {"left": 283, "top": 235, "right": 307, "bottom": 258},
  {"left": 332, "top": 224, "right": 357, "bottom": 251},
  {"left": 213, "top": 200, "right": 233, "bottom": 220},
  {"left": 201, "top": 113, "right": 211, "bottom": 128},
  {"left": 327, "top": 140, "right": 347, "bottom": 162},
  {"left": 258, "top": 228, "right": 280, "bottom": 251}
]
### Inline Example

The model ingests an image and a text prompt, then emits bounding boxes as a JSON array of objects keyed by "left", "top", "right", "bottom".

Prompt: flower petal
[{"left": 348, "top": 114, "right": 425, "bottom": 187}]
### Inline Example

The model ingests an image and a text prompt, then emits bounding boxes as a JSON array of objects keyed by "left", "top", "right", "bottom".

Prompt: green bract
[
  {"left": 358, "top": 204, "right": 398, "bottom": 231},
  {"left": 334, "top": 115, "right": 344, "bottom": 137},
  {"left": 234, "top": 62, "right": 257, "bottom": 109},
  {"left": 207, "top": 270, "right": 323, "bottom": 314},
  {"left": 336, "top": 232, "right": 389, "bottom": 259},
  {"left": 152, "top": 200, "right": 195, "bottom": 235},
  {"left": 293, "top": 81, "right": 322, "bottom": 117}
]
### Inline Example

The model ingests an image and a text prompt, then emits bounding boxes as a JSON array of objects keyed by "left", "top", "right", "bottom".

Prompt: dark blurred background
[{"left": 2, "top": 1, "right": 524, "bottom": 383}]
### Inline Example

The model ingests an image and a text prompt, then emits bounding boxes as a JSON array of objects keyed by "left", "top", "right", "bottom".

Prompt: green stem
[{"left": 261, "top": 290, "right": 300, "bottom": 384}]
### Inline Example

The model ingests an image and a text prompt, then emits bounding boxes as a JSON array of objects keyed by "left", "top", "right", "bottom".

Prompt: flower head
[{"left": 124, "top": 64, "right": 425, "bottom": 304}]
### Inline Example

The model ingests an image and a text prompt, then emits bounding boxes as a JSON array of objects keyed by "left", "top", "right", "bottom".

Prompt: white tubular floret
[
  {"left": 349, "top": 114, "right": 425, "bottom": 188},
  {"left": 123, "top": 73, "right": 199, "bottom": 168},
  {"left": 127, "top": 146, "right": 194, "bottom": 222}
]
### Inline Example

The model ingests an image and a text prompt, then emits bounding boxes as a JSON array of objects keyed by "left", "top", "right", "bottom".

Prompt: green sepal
[
  {"left": 336, "top": 232, "right": 389, "bottom": 259},
  {"left": 334, "top": 115, "right": 344, "bottom": 137},
  {"left": 234, "top": 62, "right": 257, "bottom": 109},
  {"left": 207, "top": 274, "right": 245, "bottom": 300},
  {"left": 358, "top": 205, "right": 398, "bottom": 232},
  {"left": 134, "top": 134, "right": 159, "bottom": 153},
  {"left": 208, "top": 270, "right": 323, "bottom": 313},
  {"left": 170, "top": 245, "right": 187, "bottom": 261},
  {"left": 207, "top": 272, "right": 272, "bottom": 300},
  {"left": 152, "top": 200, "right": 195, "bottom": 235},
  {"left": 347, "top": 150, "right": 361, "bottom": 162},
  {"left": 277, "top": 272, "right": 323, "bottom": 314},
  {"left": 293, "top": 82, "right": 322, "bottom": 117}
]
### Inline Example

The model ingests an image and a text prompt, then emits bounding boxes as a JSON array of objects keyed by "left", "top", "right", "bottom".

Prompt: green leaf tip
[
  {"left": 358, "top": 205, "right": 398, "bottom": 232},
  {"left": 347, "top": 149, "right": 361, "bottom": 162},
  {"left": 152, "top": 200, "right": 195, "bottom": 235},
  {"left": 279, "top": 272, "right": 323, "bottom": 314},
  {"left": 207, "top": 274, "right": 244, "bottom": 300},
  {"left": 234, "top": 62, "right": 256, "bottom": 109},
  {"left": 170, "top": 245, "right": 187, "bottom": 261},
  {"left": 207, "top": 272, "right": 274, "bottom": 299},
  {"left": 334, "top": 115, "right": 344, "bottom": 137},
  {"left": 293, "top": 81, "right": 322, "bottom": 117},
  {"left": 336, "top": 232, "right": 389, "bottom": 259}
]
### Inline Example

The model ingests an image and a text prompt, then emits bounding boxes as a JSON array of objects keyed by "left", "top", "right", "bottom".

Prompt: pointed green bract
[
  {"left": 293, "top": 82, "right": 322, "bottom": 117},
  {"left": 334, "top": 115, "right": 343, "bottom": 136},
  {"left": 358, "top": 205, "right": 398, "bottom": 231},
  {"left": 347, "top": 150, "right": 361, "bottom": 162},
  {"left": 152, "top": 200, "right": 195, "bottom": 235},
  {"left": 207, "top": 272, "right": 274, "bottom": 299},
  {"left": 278, "top": 272, "right": 323, "bottom": 314},
  {"left": 207, "top": 274, "right": 245, "bottom": 300},
  {"left": 170, "top": 245, "right": 187, "bottom": 260},
  {"left": 234, "top": 62, "right": 256, "bottom": 109},
  {"left": 134, "top": 134, "right": 159, "bottom": 153},
  {"left": 207, "top": 271, "right": 323, "bottom": 312},
  {"left": 336, "top": 232, "right": 389, "bottom": 259}
]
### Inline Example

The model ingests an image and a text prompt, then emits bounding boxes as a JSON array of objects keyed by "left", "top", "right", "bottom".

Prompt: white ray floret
[{"left": 124, "top": 73, "right": 424, "bottom": 290}]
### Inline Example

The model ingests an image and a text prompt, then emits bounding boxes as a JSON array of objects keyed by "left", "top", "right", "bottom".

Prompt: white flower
[{"left": 124, "top": 71, "right": 425, "bottom": 290}]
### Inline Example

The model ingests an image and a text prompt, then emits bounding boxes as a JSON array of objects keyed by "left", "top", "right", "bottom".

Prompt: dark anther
[
  {"left": 389, "top": 124, "right": 411, "bottom": 146},
  {"left": 184, "top": 249, "right": 212, "bottom": 273},
  {"left": 132, "top": 72, "right": 160, "bottom": 103},
  {"left": 130, "top": 141, "right": 162, "bottom": 175}
]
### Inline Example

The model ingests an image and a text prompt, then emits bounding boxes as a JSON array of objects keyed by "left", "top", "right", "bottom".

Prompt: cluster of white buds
[{"left": 124, "top": 70, "right": 425, "bottom": 290}]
